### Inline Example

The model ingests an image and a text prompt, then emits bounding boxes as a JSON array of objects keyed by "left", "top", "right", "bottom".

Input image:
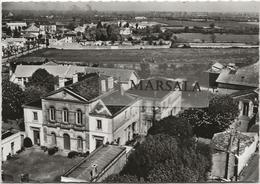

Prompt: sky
[{"left": 2, "top": 1, "right": 260, "bottom": 13}]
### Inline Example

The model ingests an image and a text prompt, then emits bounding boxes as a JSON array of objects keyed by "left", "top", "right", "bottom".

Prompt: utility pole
[
  {"left": 234, "top": 137, "right": 240, "bottom": 181},
  {"left": 224, "top": 131, "right": 234, "bottom": 180}
]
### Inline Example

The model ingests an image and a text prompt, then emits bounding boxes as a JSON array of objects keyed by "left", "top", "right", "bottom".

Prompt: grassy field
[
  {"left": 2, "top": 147, "right": 82, "bottom": 182},
  {"left": 175, "top": 33, "right": 258, "bottom": 44},
  {"left": 156, "top": 19, "right": 259, "bottom": 30},
  {"left": 25, "top": 48, "right": 258, "bottom": 65}
]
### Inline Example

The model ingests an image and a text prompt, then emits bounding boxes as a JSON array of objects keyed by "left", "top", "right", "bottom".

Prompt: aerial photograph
[{"left": 1, "top": 1, "right": 259, "bottom": 183}]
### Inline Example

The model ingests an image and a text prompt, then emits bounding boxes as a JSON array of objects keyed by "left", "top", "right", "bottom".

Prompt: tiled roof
[
  {"left": 181, "top": 90, "right": 210, "bottom": 108},
  {"left": 63, "top": 145, "right": 126, "bottom": 182},
  {"left": 216, "top": 62, "right": 259, "bottom": 88},
  {"left": 66, "top": 73, "right": 101, "bottom": 101},
  {"left": 211, "top": 131, "right": 256, "bottom": 155}
]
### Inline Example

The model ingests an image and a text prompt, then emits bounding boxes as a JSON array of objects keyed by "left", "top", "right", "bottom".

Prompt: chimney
[
  {"left": 101, "top": 79, "right": 107, "bottom": 93},
  {"left": 72, "top": 73, "right": 78, "bottom": 83},
  {"left": 59, "top": 78, "right": 65, "bottom": 88},
  {"left": 90, "top": 164, "right": 98, "bottom": 179},
  {"left": 107, "top": 76, "right": 114, "bottom": 90}
]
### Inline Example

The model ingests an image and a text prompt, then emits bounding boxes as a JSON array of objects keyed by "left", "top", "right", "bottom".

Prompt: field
[
  {"left": 25, "top": 48, "right": 258, "bottom": 65},
  {"left": 175, "top": 33, "right": 258, "bottom": 44},
  {"left": 155, "top": 19, "right": 259, "bottom": 30}
]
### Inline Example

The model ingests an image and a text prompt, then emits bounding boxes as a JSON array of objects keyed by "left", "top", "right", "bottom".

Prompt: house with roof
[
  {"left": 38, "top": 73, "right": 142, "bottom": 153},
  {"left": 6, "top": 22, "right": 27, "bottom": 30},
  {"left": 215, "top": 62, "right": 259, "bottom": 94},
  {"left": 61, "top": 145, "right": 129, "bottom": 182},
  {"left": 39, "top": 24, "right": 57, "bottom": 34},
  {"left": 11, "top": 65, "right": 139, "bottom": 90},
  {"left": 230, "top": 89, "right": 258, "bottom": 132},
  {"left": 127, "top": 77, "right": 182, "bottom": 134},
  {"left": 1, "top": 128, "right": 25, "bottom": 161},
  {"left": 23, "top": 100, "right": 43, "bottom": 146},
  {"left": 210, "top": 130, "right": 258, "bottom": 180},
  {"left": 23, "top": 24, "right": 40, "bottom": 36}
]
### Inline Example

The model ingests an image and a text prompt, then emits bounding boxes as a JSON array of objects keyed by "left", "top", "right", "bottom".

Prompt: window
[
  {"left": 49, "top": 107, "right": 56, "bottom": 121},
  {"left": 77, "top": 136, "right": 83, "bottom": 151},
  {"left": 51, "top": 132, "right": 56, "bottom": 145},
  {"left": 76, "top": 109, "right": 82, "bottom": 125},
  {"left": 33, "top": 112, "right": 38, "bottom": 121},
  {"left": 62, "top": 108, "right": 69, "bottom": 123},
  {"left": 97, "top": 120, "right": 102, "bottom": 130},
  {"left": 63, "top": 134, "right": 70, "bottom": 150}
]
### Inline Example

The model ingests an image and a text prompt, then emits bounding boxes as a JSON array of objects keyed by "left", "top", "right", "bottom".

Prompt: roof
[
  {"left": 23, "top": 99, "right": 42, "bottom": 109},
  {"left": 14, "top": 65, "right": 76, "bottom": 78},
  {"left": 230, "top": 89, "right": 258, "bottom": 102},
  {"left": 13, "top": 65, "right": 136, "bottom": 82},
  {"left": 43, "top": 60, "right": 59, "bottom": 66},
  {"left": 181, "top": 90, "right": 210, "bottom": 108},
  {"left": 65, "top": 73, "right": 101, "bottom": 101},
  {"left": 84, "top": 67, "right": 137, "bottom": 82},
  {"left": 211, "top": 131, "right": 257, "bottom": 155},
  {"left": 63, "top": 145, "right": 126, "bottom": 182},
  {"left": 24, "top": 25, "right": 40, "bottom": 32},
  {"left": 22, "top": 33, "right": 37, "bottom": 38},
  {"left": 216, "top": 62, "right": 259, "bottom": 88},
  {"left": 6, "top": 22, "right": 26, "bottom": 26},
  {"left": 100, "top": 90, "right": 137, "bottom": 116},
  {"left": 126, "top": 77, "right": 177, "bottom": 99}
]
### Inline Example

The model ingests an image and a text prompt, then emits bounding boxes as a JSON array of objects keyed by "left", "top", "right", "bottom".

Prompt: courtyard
[{"left": 2, "top": 146, "right": 82, "bottom": 182}]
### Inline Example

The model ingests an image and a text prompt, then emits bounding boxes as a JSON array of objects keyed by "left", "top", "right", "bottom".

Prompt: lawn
[
  {"left": 23, "top": 48, "right": 258, "bottom": 65},
  {"left": 2, "top": 147, "right": 82, "bottom": 182},
  {"left": 175, "top": 33, "right": 258, "bottom": 44}
]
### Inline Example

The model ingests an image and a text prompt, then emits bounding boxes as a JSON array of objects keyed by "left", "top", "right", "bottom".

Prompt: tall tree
[
  {"left": 2, "top": 78, "right": 25, "bottom": 121},
  {"left": 26, "top": 68, "right": 58, "bottom": 92},
  {"left": 179, "top": 94, "right": 239, "bottom": 138}
]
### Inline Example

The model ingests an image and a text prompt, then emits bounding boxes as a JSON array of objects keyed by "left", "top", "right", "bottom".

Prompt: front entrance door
[
  {"left": 95, "top": 139, "right": 103, "bottom": 149},
  {"left": 243, "top": 102, "right": 249, "bottom": 116},
  {"left": 33, "top": 130, "right": 40, "bottom": 145}
]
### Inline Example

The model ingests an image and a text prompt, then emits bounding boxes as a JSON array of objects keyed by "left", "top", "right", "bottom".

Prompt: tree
[
  {"left": 6, "top": 27, "right": 12, "bottom": 36},
  {"left": 179, "top": 94, "right": 239, "bottom": 138},
  {"left": 209, "top": 23, "right": 215, "bottom": 29},
  {"left": 139, "top": 61, "right": 150, "bottom": 79},
  {"left": 13, "top": 27, "right": 20, "bottom": 38},
  {"left": 210, "top": 33, "right": 216, "bottom": 43},
  {"left": 97, "top": 21, "right": 102, "bottom": 29},
  {"left": 148, "top": 116, "right": 193, "bottom": 140},
  {"left": 104, "top": 174, "right": 140, "bottom": 182},
  {"left": 121, "top": 134, "right": 179, "bottom": 179},
  {"left": 24, "top": 85, "right": 48, "bottom": 103},
  {"left": 2, "top": 78, "right": 25, "bottom": 121},
  {"left": 26, "top": 68, "right": 58, "bottom": 92}
]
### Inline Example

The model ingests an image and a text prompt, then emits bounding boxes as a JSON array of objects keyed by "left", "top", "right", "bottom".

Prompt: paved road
[{"left": 239, "top": 152, "right": 259, "bottom": 182}]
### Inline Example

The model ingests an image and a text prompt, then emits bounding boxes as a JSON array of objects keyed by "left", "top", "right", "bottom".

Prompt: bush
[
  {"left": 79, "top": 151, "right": 89, "bottom": 157},
  {"left": 48, "top": 147, "right": 58, "bottom": 155},
  {"left": 23, "top": 137, "right": 33, "bottom": 148},
  {"left": 40, "top": 146, "right": 48, "bottom": 152},
  {"left": 68, "top": 151, "right": 79, "bottom": 158},
  {"left": 16, "top": 147, "right": 25, "bottom": 154}
]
